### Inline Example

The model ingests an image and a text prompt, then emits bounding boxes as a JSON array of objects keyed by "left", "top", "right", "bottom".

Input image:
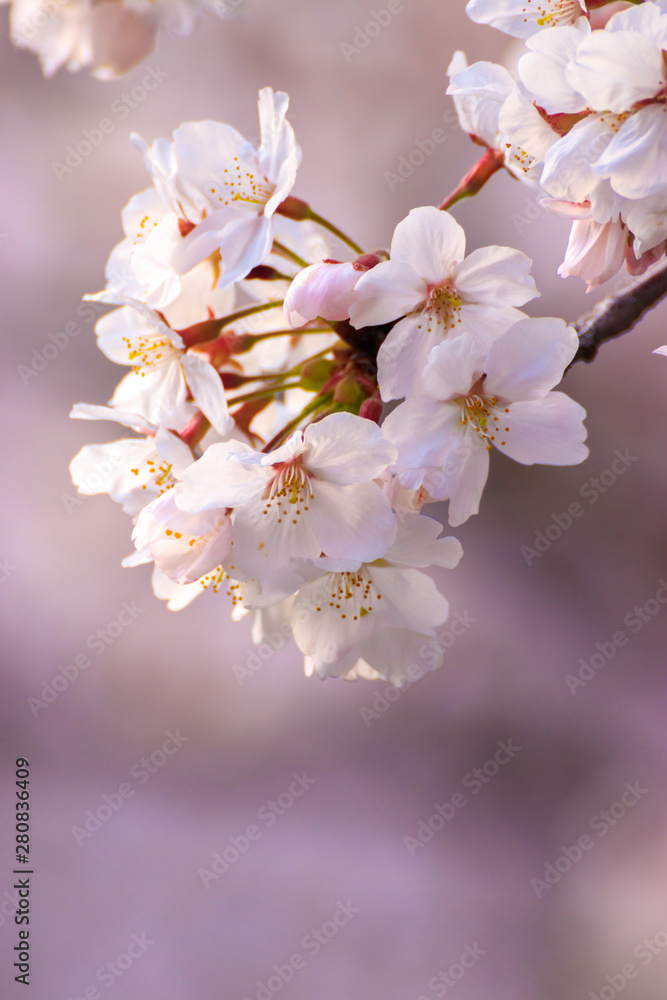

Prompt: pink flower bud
[{"left": 284, "top": 261, "right": 363, "bottom": 327}]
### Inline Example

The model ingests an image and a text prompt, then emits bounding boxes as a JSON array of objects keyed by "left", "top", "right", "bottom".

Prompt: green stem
[
  {"left": 228, "top": 382, "right": 302, "bottom": 406},
  {"left": 262, "top": 395, "right": 333, "bottom": 453},
  {"left": 272, "top": 241, "right": 309, "bottom": 269},
  {"left": 217, "top": 300, "right": 284, "bottom": 330},
  {"left": 305, "top": 209, "right": 363, "bottom": 256}
]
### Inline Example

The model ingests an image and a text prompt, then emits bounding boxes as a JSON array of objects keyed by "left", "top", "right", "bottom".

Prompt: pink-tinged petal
[
  {"left": 349, "top": 259, "right": 426, "bottom": 328},
  {"left": 307, "top": 481, "right": 397, "bottom": 562},
  {"left": 390, "top": 207, "right": 466, "bottom": 283},
  {"left": 565, "top": 31, "right": 665, "bottom": 113},
  {"left": 292, "top": 578, "right": 376, "bottom": 663},
  {"left": 435, "top": 430, "right": 490, "bottom": 527},
  {"left": 421, "top": 337, "right": 485, "bottom": 401},
  {"left": 593, "top": 106, "right": 667, "bottom": 200},
  {"left": 495, "top": 393, "right": 588, "bottom": 465},
  {"left": 446, "top": 54, "right": 515, "bottom": 143},
  {"left": 180, "top": 351, "right": 231, "bottom": 436},
  {"left": 230, "top": 497, "right": 322, "bottom": 582},
  {"left": 153, "top": 427, "right": 193, "bottom": 477},
  {"left": 519, "top": 22, "right": 590, "bottom": 114},
  {"left": 370, "top": 565, "right": 450, "bottom": 633},
  {"left": 303, "top": 412, "right": 396, "bottom": 484},
  {"left": 284, "top": 262, "right": 360, "bottom": 326},
  {"left": 375, "top": 315, "right": 438, "bottom": 401},
  {"left": 130, "top": 213, "right": 184, "bottom": 306},
  {"left": 540, "top": 116, "right": 614, "bottom": 203},
  {"left": 558, "top": 218, "right": 627, "bottom": 289},
  {"left": 70, "top": 439, "right": 151, "bottom": 497},
  {"left": 151, "top": 568, "right": 203, "bottom": 610},
  {"left": 176, "top": 441, "right": 271, "bottom": 511},
  {"left": 89, "top": 3, "right": 156, "bottom": 79},
  {"left": 383, "top": 397, "right": 463, "bottom": 472},
  {"left": 454, "top": 245, "right": 539, "bottom": 307},
  {"left": 653, "top": 346, "right": 667, "bottom": 358},
  {"left": 133, "top": 493, "right": 233, "bottom": 585},
  {"left": 258, "top": 88, "right": 301, "bottom": 212},
  {"left": 455, "top": 303, "right": 527, "bottom": 345},
  {"left": 484, "top": 317, "right": 579, "bottom": 401},
  {"left": 69, "top": 403, "right": 154, "bottom": 434},
  {"left": 385, "top": 513, "right": 464, "bottom": 570}
]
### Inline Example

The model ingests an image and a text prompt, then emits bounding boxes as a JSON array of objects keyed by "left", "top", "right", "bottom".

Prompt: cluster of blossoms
[
  {"left": 70, "top": 87, "right": 589, "bottom": 685},
  {"left": 451, "top": 0, "right": 667, "bottom": 289},
  {"left": 2, "top": 0, "right": 232, "bottom": 77}
]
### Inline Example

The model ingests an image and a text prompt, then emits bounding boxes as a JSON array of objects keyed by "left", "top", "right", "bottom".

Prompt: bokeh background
[{"left": 1, "top": 2, "right": 667, "bottom": 998}]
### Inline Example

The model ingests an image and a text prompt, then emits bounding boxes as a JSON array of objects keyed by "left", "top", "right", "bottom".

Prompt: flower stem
[
  {"left": 272, "top": 241, "right": 309, "bottom": 269},
  {"left": 262, "top": 394, "right": 333, "bottom": 452},
  {"left": 228, "top": 382, "right": 302, "bottom": 406},
  {"left": 304, "top": 209, "right": 363, "bottom": 255}
]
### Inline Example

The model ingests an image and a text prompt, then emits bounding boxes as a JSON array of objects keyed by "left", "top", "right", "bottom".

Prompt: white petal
[
  {"left": 593, "top": 106, "right": 667, "bottom": 200},
  {"left": 390, "top": 207, "right": 466, "bottom": 283},
  {"left": 349, "top": 259, "right": 426, "bottom": 328},
  {"left": 385, "top": 513, "right": 464, "bottom": 570},
  {"left": 180, "top": 351, "right": 231, "bottom": 436},
  {"left": 304, "top": 412, "right": 396, "bottom": 484},
  {"left": 495, "top": 393, "right": 588, "bottom": 465},
  {"left": 483, "top": 317, "right": 579, "bottom": 401},
  {"left": 177, "top": 441, "right": 270, "bottom": 511},
  {"left": 454, "top": 245, "right": 539, "bottom": 307},
  {"left": 307, "top": 480, "right": 397, "bottom": 562},
  {"left": 565, "top": 31, "right": 665, "bottom": 113}
]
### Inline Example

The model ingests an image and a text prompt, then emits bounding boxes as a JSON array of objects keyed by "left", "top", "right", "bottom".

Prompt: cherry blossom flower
[
  {"left": 126, "top": 89, "right": 301, "bottom": 297},
  {"left": 466, "top": 0, "right": 588, "bottom": 38},
  {"left": 283, "top": 514, "right": 463, "bottom": 680},
  {"left": 382, "top": 318, "right": 589, "bottom": 525},
  {"left": 350, "top": 206, "right": 539, "bottom": 400},
  {"left": 175, "top": 412, "right": 398, "bottom": 583},
  {"left": 88, "top": 296, "right": 231, "bottom": 434},
  {"left": 69, "top": 404, "right": 193, "bottom": 515}
]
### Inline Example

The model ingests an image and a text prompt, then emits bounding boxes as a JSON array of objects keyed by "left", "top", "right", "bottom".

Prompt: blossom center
[
  {"left": 124, "top": 331, "right": 179, "bottom": 375},
  {"left": 422, "top": 282, "right": 463, "bottom": 331},
  {"left": 531, "top": 0, "right": 584, "bottom": 28},
  {"left": 459, "top": 392, "right": 511, "bottom": 450},
  {"left": 311, "top": 568, "right": 382, "bottom": 622},
  {"left": 208, "top": 157, "right": 273, "bottom": 211},
  {"left": 262, "top": 460, "right": 314, "bottom": 525},
  {"left": 130, "top": 452, "right": 176, "bottom": 494}
]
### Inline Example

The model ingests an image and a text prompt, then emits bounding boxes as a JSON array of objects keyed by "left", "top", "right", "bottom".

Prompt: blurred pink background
[{"left": 1, "top": 2, "right": 667, "bottom": 998}]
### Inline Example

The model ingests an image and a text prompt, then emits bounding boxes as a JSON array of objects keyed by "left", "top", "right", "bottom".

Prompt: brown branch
[{"left": 572, "top": 261, "right": 667, "bottom": 365}]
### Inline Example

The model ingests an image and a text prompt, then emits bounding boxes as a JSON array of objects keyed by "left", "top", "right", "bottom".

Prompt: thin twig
[{"left": 571, "top": 261, "right": 667, "bottom": 365}]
